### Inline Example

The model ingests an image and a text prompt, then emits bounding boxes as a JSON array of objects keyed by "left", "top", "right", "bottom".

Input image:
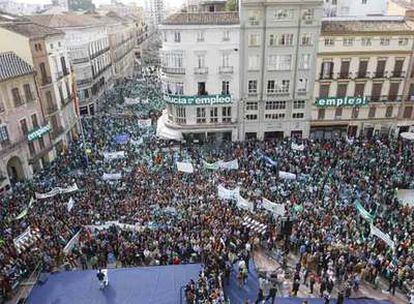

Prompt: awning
[
  {"left": 400, "top": 132, "right": 414, "bottom": 141},
  {"left": 156, "top": 111, "right": 183, "bottom": 141}
]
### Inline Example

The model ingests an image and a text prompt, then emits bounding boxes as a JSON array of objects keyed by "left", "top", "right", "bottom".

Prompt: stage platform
[{"left": 28, "top": 264, "right": 201, "bottom": 304}]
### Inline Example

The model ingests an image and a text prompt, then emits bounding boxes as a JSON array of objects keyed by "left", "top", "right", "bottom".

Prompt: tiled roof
[
  {"left": 28, "top": 13, "right": 106, "bottom": 28},
  {"left": 162, "top": 12, "right": 239, "bottom": 25},
  {"left": 388, "top": 0, "right": 414, "bottom": 10},
  {"left": 322, "top": 19, "right": 414, "bottom": 34},
  {"left": 0, "top": 22, "right": 63, "bottom": 38},
  {"left": 0, "top": 52, "right": 33, "bottom": 82}
]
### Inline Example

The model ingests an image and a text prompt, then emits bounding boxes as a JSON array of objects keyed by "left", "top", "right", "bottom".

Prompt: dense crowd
[{"left": 0, "top": 70, "right": 413, "bottom": 304}]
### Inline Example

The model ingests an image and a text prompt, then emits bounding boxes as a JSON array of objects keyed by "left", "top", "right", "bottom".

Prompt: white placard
[
  {"left": 67, "top": 197, "right": 75, "bottom": 212},
  {"left": 237, "top": 194, "right": 254, "bottom": 211},
  {"left": 176, "top": 161, "right": 194, "bottom": 173},
  {"left": 291, "top": 143, "right": 305, "bottom": 151},
  {"left": 218, "top": 185, "right": 240, "bottom": 201},
  {"left": 103, "top": 151, "right": 125, "bottom": 161},
  {"left": 279, "top": 171, "right": 297, "bottom": 180},
  {"left": 102, "top": 173, "right": 122, "bottom": 180},
  {"left": 262, "top": 197, "right": 285, "bottom": 216},
  {"left": 35, "top": 183, "right": 79, "bottom": 199},
  {"left": 138, "top": 119, "right": 152, "bottom": 128},
  {"left": 219, "top": 159, "right": 239, "bottom": 170},
  {"left": 396, "top": 189, "right": 414, "bottom": 207},
  {"left": 370, "top": 225, "right": 395, "bottom": 249}
]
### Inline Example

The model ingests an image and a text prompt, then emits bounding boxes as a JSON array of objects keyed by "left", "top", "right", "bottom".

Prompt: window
[
  {"left": 380, "top": 38, "right": 390, "bottom": 46},
  {"left": 61, "top": 56, "right": 68, "bottom": 75},
  {"left": 222, "top": 81, "right": 230, "bottom": 95},
  {"left": 248, "top": 80, "right": 257, "bottom": 94},
  {"left": 278, "top": 34, "right": 294, "bottom": 46},
  {"left": 246, "top": 114, "right": 258, "bottom": 120},
  {"left": 393, "top": 59, "right": 404, "bottom": 77},
  {"left": 343, "top": 38, "right": 354, "bottom": 46},
  {"left": 0, "top": 124, "right": 9, "bottom": 144},
  {"left": 335, "top": 107, "right": 343, "bottom": 119},
  {"left": 163, "top": 31, "right": 167, "bottom": 42},
  {"left": 50, "top": 43, "right": 54, "bottom": 49},
  {"left": 292, "top": 113, "right": 304, "bottom": 119},
  {"left": 362, "top": 0, "right": 367, "bottom": 4},
  {"left": 12, "top": 88, "right": 23, "bottom": 107},
  {"left": 265, "top": 101, "right": 286, "bottom": 110},
  {"left": 20, "top": 118, "right": 28, "bottom": 135},
  {"left": 324, "top": 38, "right": 335, "bottom": 46},
  {"left": 265, "top": 113, "right": 285, "bottom": 120},
  {"left": 361, "top": 37, "right": 372, "bottom": 46},
  {"left": 339, "top": 60, "right": 350, "bottom": 78},
  {"left": 358, "top": 60, "right": 368, "bottom": 78},
  {"left": 352, "top": 107, "right": 359, "bottom": 119},
  {"left": 276, "top": 55, "right": 292, "bottom": 70},
  {"left": 388, "top": 82, "right": 400, "bottom": 101},
  {"left": 318, "top": 108, "right": 325, "bottom": 120},
  {"left": 319, "top": 84, "right": 330, "bottom": 97},
  {"left": 197, "top": 54, "right": 205, "bottom": 68},
  {"left": 198, "top": 82, "right": 206, "bottom": 95},
  {"left": 176, "top": 106, "right": 186, "bottom": 124},
  {"left": 337, "top": 83, "right": 348, "bottom": 97},
  {"left": 355, "top": 83, "right": 365, "bottom": 96},
  {"left": 269, "top": 34, "right": 276, "bottom": 46},
  {"left": 398, "top": 37, "right": 409, "bottom": 46},
  {"left": 297, "top": 78, "right": 308, "bottom": 93},
  {"left": 39, "top": 137, "right": 45, "bottom": 150},
  {"left": 31, "top": 114, "right": 39, "bottom": 128},
  {"left": 222, "top": 107, "right": 231, "bottom": 122},
  {"left": 301, "top": 33, "right": 312, "bottom": 46},
  {"left": 221, "top": 53, "right": 230, "bottom": 67},
  {"left": 196, "top": 107, "right": 206, "bottom": 123},
  {"left": 248, "top": 55, "right": 260, "bottom": 70},
  {"left": 274, "top": 9, "right": 293, "bottom": 20},
  {"left": 403, "top": 106, "right": 413, "bottom": 118},
  {"left": 267, "top": 80, "right": 275, "bottom": 94},
  {"left": 23, "top": 84, "right": 34, "bottom": 102},
  {"left": 196, "top": 31, "right": 204, "bottom": 42},
  {"left": 302, "top": 8, "right": 314, "bottom": 20},
  {"left": 246, "top": 102, "right": 258, "bottom": 110},
  {"left": 248, "top": 34, "right": 260, "bottom": 46},
  {"left": 371, "top": 83, "right": 383, "bottom": 101},
  {"left": 174, "top": 31, "right": 181, "bottom": 42},
  {"left": 321, "top": 61, "right": 334, "bottom": 79},
  {"left": 277, "top": 80, "right": 290, "bottom": 93},
  {"left": 300, "top": 54, "right": 311, "bottom": 69},
  {"left": 28, "top": 142, "right": 36, "bottom": 156},
  {"left": 223, "top": 30, "right": 230, "bottom": 41},
  {"left": 385, "top": 106, "right": 393, "bottom": 118},
  {"left": 293, "top": 100, "right": 305, "bottom": 109},
  {"left": 368, "top": 106, "right": 376, "bottom": 118},
  {"left": 210, "top": 107, "right": 218, "bottom": 123}
]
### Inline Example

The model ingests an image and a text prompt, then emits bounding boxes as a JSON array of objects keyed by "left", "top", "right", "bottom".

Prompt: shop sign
[
  {"left": 164, "top": 94, "right": 232, "bottom": 106},
  {"left": 315, "top": 96, "right": 368, "bottom": 108},
  {"left": 27, "top": 124, "right": 51, "bottom": 142}
]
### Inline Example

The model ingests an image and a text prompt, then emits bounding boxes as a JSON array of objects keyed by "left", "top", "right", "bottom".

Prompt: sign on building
[
  {"left": 315, "top": 96, "right": 368, "bottom": 108},
  {"left": 164, "top": 94, "right": 232, "bottom": 106},
  {"left": 27, "top": 124, "right": 51, "bottom": 142}
]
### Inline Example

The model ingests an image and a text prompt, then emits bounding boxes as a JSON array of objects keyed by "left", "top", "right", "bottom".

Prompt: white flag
[
  {"left": 67, "top": 197, "right": 75, "bottom": 212},
  {"left": 176, "top": 161, "right": 194, "bottom": 173}
]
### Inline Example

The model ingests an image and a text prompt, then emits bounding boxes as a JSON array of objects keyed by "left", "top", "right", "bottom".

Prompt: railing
[
  {"left": 320, "top": 70, "right": 406, "bottom": 80},
  {"left": 162, "top": 67, "right": 185, "bottom": 75},
  {"left": 72, "top": 57, "right": 89, "bottom": 64},
  {"left": 194, "top": 67, "right": 208, "bottom": 75},
  {"left": 337, "top": 71, "right": 351, "bottom": 79},
  {"left": 390, "top": 70, "right": 405, "bottom": 78},
  {"left": 219, "top": 66, "right": 233, "bottom": 74},
  {"left": 41, "top": 77, "right": 52, "bottom": 86},
  {"left": 46, "top": 104, "right": 59, "bottom": 115},
  {"left": 76, "top": 78, "right": 93, "bottom": 87},
  {"left": 90, "top": 47, "right": 110, "bottom": 60}
]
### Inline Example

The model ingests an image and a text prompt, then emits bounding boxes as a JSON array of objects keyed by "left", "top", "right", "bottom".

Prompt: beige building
[
  {"left": 0, "top": 52, "right": 53, "bottom": 193},
  {"left": 388, "top": 0, "right": 414, "bottom": 16},
  {"left": 0, "top": 17, "right": 80, "bottom": 155},
  {"left": 311, "top": 16, "right": 414, "bottom": 139}
]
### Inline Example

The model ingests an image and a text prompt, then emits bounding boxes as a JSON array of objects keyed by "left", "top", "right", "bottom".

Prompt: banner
[
  {"left": 279, "top": 171, "right": 296, "bottom": 180},
  {"left": 395, "top": 189, "right": 414, "bottom": 207},
  {"left": 203, "top": 160, "right": 220, "bottom": 171},
  {"left": 219, "top": 159, "right": 239, "bottom": 170},
  {"left": 113, "top": 134, "right": 130, "bottom": 145},
  {"left": 262, "top": 198, "right": 285, "bottom": 216},
  {"left": 103, "top": 151, "right": 125, "bottom": 161},
  {"left": 237, "top": 194, "right": 254, "bottom": 211},
  {"left": 260, "top": 154, "right": 277, "bottom": 167},
  {"left": 63, "top": 228, "right": 81, "bottom": 254},
  {"left": 130, "top": 138, "right": 144, "bottom": 146},
  {"left": 85, "top": 221, "right": 143, "bottom": 232},
  {"left": 102, "top": 173, "right": 122, "bottom": 180},
  {"left": 138, "top": 119, "right": 152, "bottom": 128},
  {"left": 218, "top": 185, "right": 240, "bottom": 201},
  {"left": 67, "top": 197, "right": 75, "bottom": 212},
  {"left": 13, "top": 227, "right": 40, "bottom": 253},
  {"left": 370, "top": 225, "right": 395, "bottom": 249},
  {"left": 124, "top": 97, "right": 140, "bottom": 105},
  {"left": 291, "top": 143, "right": 305, "bottom": 151},
  {"left": 164, "top": 93, "right": 232, "bottom": 106},
  {"left": 176, "top": 161, "right": 194, "bottom": 173},
  {"left": 346, "top": 136, "right": 354, "bottom": 145},
  {"left": 35, "top": 184, "right": 78, "bottom": 199},
  {"left": 355, "top": 201, "right": 374, "bottom": 221},
  {"left": 14, "top": 197, "right": 35, "bottom": 220}
]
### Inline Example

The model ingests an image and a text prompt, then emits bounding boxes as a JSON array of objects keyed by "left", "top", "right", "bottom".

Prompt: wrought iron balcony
[
  {"left": 219, "top": 66, "right": 233, "bottom": 74},
  {"left": 194, "top": 67, "right": 208, "bottom": 75}
]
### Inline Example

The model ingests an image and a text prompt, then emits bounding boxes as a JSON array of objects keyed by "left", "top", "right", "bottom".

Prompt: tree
[
  {"left": 225, "top": 0, "right": 237, "bottom": 11},
  {"left": 69, "top": 0, "right": 95, "bottom": 12}
]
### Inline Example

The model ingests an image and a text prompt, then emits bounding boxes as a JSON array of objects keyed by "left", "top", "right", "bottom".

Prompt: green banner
[
  {"left": 27, "top": 124, "right": 51, "bottom": 141},
  {"left": 355, "top": 201, "right": 374, "bottom": 222},
  {"left": 164, "top": 94, "right": 232, "bottom": 106},
  {"left": 203, "top": 160, "right": 219, "bottom": 170},
  {"left": 315, "top": 96, "right": 368, "bottom": 108}
]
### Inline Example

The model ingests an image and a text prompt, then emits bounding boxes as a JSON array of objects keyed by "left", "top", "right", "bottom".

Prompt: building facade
[
  {"left": 159, "top": 12, "right": 240, "bottom": 142},
  {"left": 239, "top": 0, "right": 323, "bottom": 140},
  {"left": 145, "top": 0, "right": 165, "bottom": 29},
  {"left": 311, "top": 17, "right": 414, "bottom": 139},
  {"left": 0, "top": 19, "right": 79, "bottom": 157},
  {"left": 0, "top": 52, "right": 53, "bottom": 193},
  {"left": 324, "top": 0, "right": 387, "bottom": 17},
  {"left": 30, "top": 14, "right": 113, "bottom": 116}
]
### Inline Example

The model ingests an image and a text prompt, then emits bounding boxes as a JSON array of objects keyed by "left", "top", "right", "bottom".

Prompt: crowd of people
[{"left": 0, "top": 69, "right": 413, "bottom": 304}]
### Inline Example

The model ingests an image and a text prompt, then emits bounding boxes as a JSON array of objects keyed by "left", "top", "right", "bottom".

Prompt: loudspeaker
[{"left": 38, "top": 273, "right": 49, "bottom": 285}]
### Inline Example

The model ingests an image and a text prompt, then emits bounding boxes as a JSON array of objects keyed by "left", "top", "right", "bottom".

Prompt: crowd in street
[{"left": 0, "top": 70, "right": 413, "bottom": 304}]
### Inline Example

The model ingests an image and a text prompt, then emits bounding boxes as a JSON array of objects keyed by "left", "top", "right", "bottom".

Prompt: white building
[
  {"left": 158, "top": 12, "right": 240, "bottom": 142},
  {"left": 239, "top": 0, "right": 323, "bottom": 140},
  {"left": 145, "top": 0, "right": 165, "bottom": 29},
  {"left": 324, "top": 0, "right": 387, "bottom": 17}
]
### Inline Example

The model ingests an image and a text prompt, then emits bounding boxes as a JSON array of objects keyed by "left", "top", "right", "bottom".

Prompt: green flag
[
  {"left": 203, "top": 160, "right": 219, "bottom": 171},
  {"left": 355, "top": 201, "right": 374, "bottom": 222}
]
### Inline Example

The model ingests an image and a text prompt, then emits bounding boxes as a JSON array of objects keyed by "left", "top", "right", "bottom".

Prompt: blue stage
[{"left": 28, "top": 264, "right": 201, "bottom": 304}]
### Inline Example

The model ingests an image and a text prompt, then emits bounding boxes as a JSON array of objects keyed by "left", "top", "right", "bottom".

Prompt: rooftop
[
  {"left": 162, "top": 12, "right": 239, "bottom": 25},
  {"left": 388, "top": 0, "right": 414, "bottom": 10},
  {"left": 0, "top": 52, "right": 34, "bottom": 82},
  {"left": 322, "top": 18, "right": 414, "bottom": 34},
  {"left": 28, "top": 13, "right": 106, "bottom": 28},
  {"left": 0, "top": 21, "right": 64, "bottom": 38}
]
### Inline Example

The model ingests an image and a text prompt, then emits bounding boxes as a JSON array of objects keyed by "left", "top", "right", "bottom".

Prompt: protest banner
[
  {"left": 219, "top": 159, "right": 239, "bottom": 170},
  {"left": 395, "top": 189, "right": 414, "bottom": 207},
  {"left": 203, "top": 160, "right": 220, "bottom": 171},
  {"left": 237, "top": 194, "right": 254, "bottom": 211},
  {"left": 63, "top": 228, "right": 82, "bottom": 254},
  {"left": 138, "top": 119, "right": 152, "bottom": 128},
  {"left": 260, "top": 154, "right": 277, "bottom": 167},
  {"left": 370, "top": 225, "right": 395, "bottom": 249},
  {"left": 113, "top": 134, "right": 130, "bottom": 145},
  {"left": 279, "top": 171, "right": 296, "bottom": 180},
  {"left": 102, "top": 173, "right": 122, "bottom": 180},
  {"left": 217, "top": 185, "right": 240, "bottom": 201},
  {"left": 103, "top": 151, "right": 125, "bottom": 161},
  {"left": 14, "top": 197, "right": 35, "bottom": 220},
  {"left": 291, "top": 143, "right": 305, "bottom": 151},
  {"left": 67, "top": 197, "right": 75, "bottom": 212},
  {"left": 13, "top": 227, "right": 40, "bottom": 253},
  {"left": 176, "top": 161, "right": 194, "bottom": 173},
  {"left": 262, "top": 197, "right": 285, "bottom": 216},
  {"left": 35, "top": 184, "right": 78, "bottom": 199},
  {"left": 355, "top": 201, "right": 374, "bottom": 221},
  {"left": 124, "top": 97, "right": 140, "bottom": 105}
]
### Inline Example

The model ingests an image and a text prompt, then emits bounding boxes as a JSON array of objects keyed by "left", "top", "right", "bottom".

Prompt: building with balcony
[
  {"left": 0, "top": 16, "right": 79, "bottom": 157},
  {"left": 158, "top": 12, "right": 240, "bottom": 142},
  {"left": 29, "top": 13, "right": 113, "bottom": 116},
  {"left": 0, "top": 52, "right": 53, "bottom": 193},
  {"left": 311, "top": 16, "right": 414, "bottom": 139},
  {"left": 239, "top": 0, "right": 323, "bottom": 140}
]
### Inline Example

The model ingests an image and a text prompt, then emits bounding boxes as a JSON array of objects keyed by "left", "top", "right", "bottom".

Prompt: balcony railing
[
  {"left": 337, "top": 71, "right": 351, "bottom": 79},
  {"left": 194, "top": 67, "right": 208, "bottom": 75},
  {"left": 76, "top": 78, "right": 93, "bottom": 87},
  {"left": 162, "top": 67, "right": 185, "bottom": 75},
  {"left": 72, "top": 57, "right": 89, "bottom": 64},
  {"left": 41, "top": 77, "right": 52, "bottom": 86},
  {"left": 391, "top": 70, "right": 405, "bottom": 78},
  {"left": 219, "top": 66, "right": 233, "bottom": 74},
  {"left": 46, "top": 104, "right": 59, "bottom": 114}
]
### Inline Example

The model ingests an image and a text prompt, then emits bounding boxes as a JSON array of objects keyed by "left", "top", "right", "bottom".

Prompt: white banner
[
  {"left": 291, "top": 143, "right": 305, "bottom": 151},
  {"left": 396, "top": 189, "right": 414, "bottom": 207},
  {"left": 103, "top": 151, "right": 125, "bottom": 161},
  {"left": 346, "top": 136, "right": 355, "bottom": 145},
  {"left": 218, "top": 185, "right": 240, "bottom": 201},
  {"left": 370, "top": 225, "right": 395, "bottom": 249},
  {"left": 219, "top": 159, "right": 239, "bottom": 170},
  {"left": 279, "top": 171, "right": 297, "bottom": 180},
  {"left": 67, "top": 197, "right": 75, "bottom": 212},
  {"left": 35, "top": 183, "right": 79, "bottom": 199},
  {"left": 85, "top": 221, "right": 142, "bottom": 232},
  {"left": 63, "top": 228, "right": 81, "bottom": 254},
  {"left": 262, "top": 197, "right": 285, "bottom": 216},
  {"left": 124, "top": 97, "right": 140, "bottom": 105},
  {"left": 102, "top": 173, "right": 122, "bottom": 180},
  {"left": 176, "top": 161, "right": 194, "bottom": 173},
  {"left": 13, "top": 227, "right": 40, "bottom": 253},
  {"left": 138, "top": 119, "right": 152, "bottom": 128},
  {"left": 237, "top": 194, "right": 254, "bottom": 211}
]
